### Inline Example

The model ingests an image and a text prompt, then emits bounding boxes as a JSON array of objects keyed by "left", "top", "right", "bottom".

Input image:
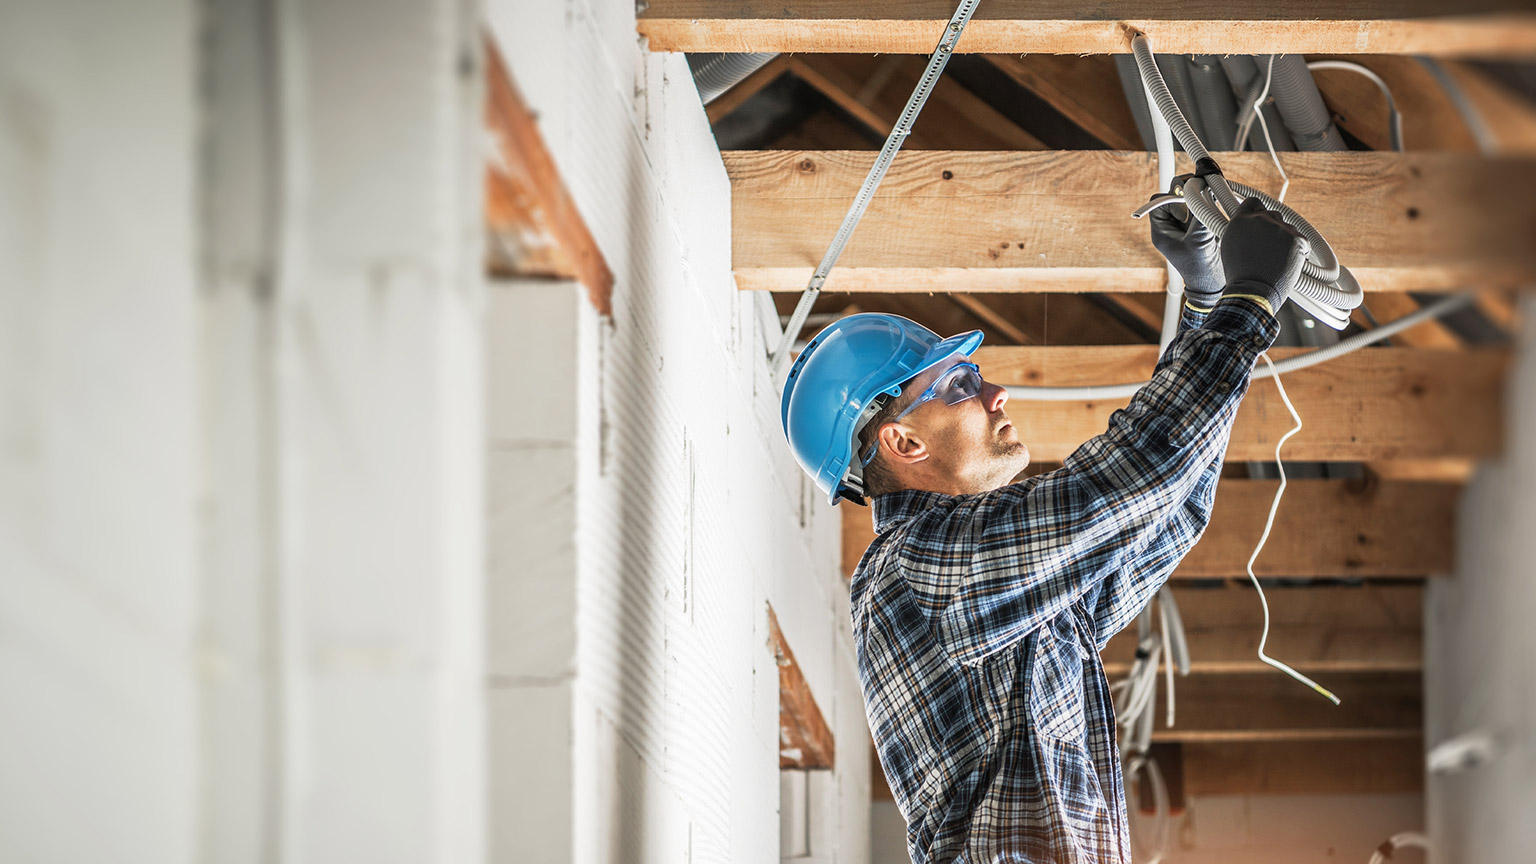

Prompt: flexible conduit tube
[
  {"left": 1130, "top": 34, "right": 1362, "bottom": 329},
  {"left": 1267, "top": 54, "right": 1347, "bottom": 151},
  {"left": 1006, "top": 294, "right": 1474, "bottom": 401},
  {"left": 1221, "top": 55, "right": 1296, "bottom": 152},
  {"left": 1139, "top": 65, "right": 1184, "bottom": 354},
  {"left": 688, "top": 52, "right": 778, "bottom": 104}
]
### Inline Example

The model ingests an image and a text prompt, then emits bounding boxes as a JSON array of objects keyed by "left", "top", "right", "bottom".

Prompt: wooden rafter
[
  {"left": 483, "top": 35, "right": 613, "bottom": 314},
  {"left": 843, "top": 479, "right": 1461, "bottom": 579},
  {"left": 787, "top": 55, "right": 1048, "bottom": 150},
  {"left": 638, "top": 1, "right": 1536, "bottom": 56},
  {"left": 727, "top": 150, "right": 1536, "bottom": 294},
  {"left": 706, "top": 54, "right": 794, "bottom": 123},
  {"left": 768, "top": 606, "right": 836, "bottom": 770},
  {"left": 983, "top": 54, "right": 1142, "bottom": 150}
]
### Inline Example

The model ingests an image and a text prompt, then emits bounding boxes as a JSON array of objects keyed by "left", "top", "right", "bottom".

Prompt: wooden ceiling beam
[
  {"left": 1101, "top": 584, "right": 1422, "bottom": 675},
  {"left": 843, "top": 479, "right": 1462, "bottom": 579},
  {"left": 983, "top": 54, "right": 1142, "bottom": 151},
  {"left": 1148, "top": 672, "right": 1422, "bottom": 743},
  {"left": 975, "top": 344, "right": 1508, "bottom": 462},
  {"left": 1180, "top": 738, "right": 1424, "bottom": 795},
  {"left": 639, "top": 2, "right": 1536, "bottom": 56},
  {"left": 483, "top": 36, "right": 613, "bottom": 314},
  {"left": 768, "top": 606, "right": 837, "bottom": 770},
  {"left": 727, "top": 150, "right": 1536, "bottom": 294}
]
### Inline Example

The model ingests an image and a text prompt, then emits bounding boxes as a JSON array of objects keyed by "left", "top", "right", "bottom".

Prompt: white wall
[
  {"left": 483, "top": 1, "right": 866, "bottom": 862},
  {"left": 1426, "top": 297, "right": 1536, "bottom": 864},
  {"left": 2, "top": 0, "right": 486, "bottom": 861},
  {"left": 0, "top": 2, "right": 199, "bottom": 861}
]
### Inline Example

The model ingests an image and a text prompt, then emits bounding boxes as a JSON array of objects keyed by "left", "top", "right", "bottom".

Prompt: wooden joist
[
  {"left": 843, "top": 479, "right": 1460, "bottom": 579},
  {"left": 1101, "top": 584, "right": 1422, "bottom": 676},
  {"left": 768, "top": 607, "right": 837, "bottom": 769},
  {"left": 1180, "top": 738, "right": 1424, "bottom": 795},
  {"left": 638, "top": 1, "right": 1536, "bottom": 56},
  {"left": 484, "top": 36, "right": 613, "bottom": 314},
  {"left": 726, "top": 150, "right": 1536, "bottom": 294},
  {"left": 1148, "top": 672, "right": 1422, "bottom": 743},
  {"left": 978, "top": 344, "right": 1508, "bottom": 462}
]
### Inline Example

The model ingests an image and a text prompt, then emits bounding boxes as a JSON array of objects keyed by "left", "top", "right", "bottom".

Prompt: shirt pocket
[{"left": 1028, "top": 615, "right": 1088, "bottom": 744}]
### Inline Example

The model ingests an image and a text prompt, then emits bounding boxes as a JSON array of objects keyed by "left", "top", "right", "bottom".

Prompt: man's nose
[{"left": 984, "top": 380, "right": 1008, "bottom": 412}]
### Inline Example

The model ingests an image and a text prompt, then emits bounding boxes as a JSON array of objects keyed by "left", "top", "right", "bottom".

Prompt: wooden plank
[
  {"left": 483, "top": 36, "right": 614, "bottom": 314},
  {"left": 1101, "top": 584, "right": 1422, "bottom": 675},
  {"left": 1360, "top": 293, "right": 1463, "bottom": 348},
  {"left": 788, "top": 55, "right": 1048, "bottom": 150},
  {"left": 768, "top": 606, "right": 836, "bottom": 769},
  {"left": 1181, "top": 738, "right": 1425, "bottom": 795},
  {"left": 706, "top": 54, "right": 793, "bottom": 123},
  {"left": 1148, "top": 672, "right": 1422, "bottom": 743},
  {"left": 1177, "top": 479, "right": 1457, "bottom": 578},
  {"left": 638, "top": 1, "right": 1536, "bottom": 56},
  {"left": 977, "top": 344, "right": 1509, "bottom": 462},
  {"left": 1367, "top": 459, "right": 1478, "bottom": 481},
  {"left": 984, "top": 54, "right": 1142, "bottom": 150},
  {"left": 843, "top": 479, "right": 1460, "bottom": 579},
  {"left": 950, "top": 294, "right": 1034, "bottom": 344},
  {"left": 727, "top": 150, "right": 1536, "bottom": 294}
]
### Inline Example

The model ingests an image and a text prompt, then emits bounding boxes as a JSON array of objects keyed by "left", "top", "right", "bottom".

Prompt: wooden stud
[
  {"left": 727, "top": 150, "right": 1536, "bottom": 294},
  {"left": 768, "top": 606, "right": 836, "bottom": 770},
  {"left": 639, "top": 1, "right": 1536, "bottom": 56}
]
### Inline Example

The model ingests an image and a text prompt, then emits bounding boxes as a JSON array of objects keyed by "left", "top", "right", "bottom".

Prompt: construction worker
[{"left": 780, "top": 194, "right": 1308, "bottom": 863}]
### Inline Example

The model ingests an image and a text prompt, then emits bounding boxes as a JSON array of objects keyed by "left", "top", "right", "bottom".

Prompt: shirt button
[
  {"left": 1216, "top": 381, "right": 1231, "bottom": 393},
  {"left": 1249, "top": 335, "right": 1266, "bottom": 349}
]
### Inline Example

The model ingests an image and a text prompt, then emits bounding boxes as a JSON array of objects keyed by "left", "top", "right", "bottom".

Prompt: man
[{"left": 780, "top": 194, "right": 1309, "bottom": 863}]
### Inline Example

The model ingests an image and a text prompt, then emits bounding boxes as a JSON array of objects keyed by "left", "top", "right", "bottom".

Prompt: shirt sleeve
[{"left": 925, "top": 298, "right": 1278, "bottom": 666}]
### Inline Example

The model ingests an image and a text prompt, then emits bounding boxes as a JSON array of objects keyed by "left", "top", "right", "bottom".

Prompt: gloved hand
[
  {"left": 1218, "top": 197, "right": 1311, "bottom": 316},
  {"left": 1147, "top": 180, "right": 1224, "bottom": 310}
]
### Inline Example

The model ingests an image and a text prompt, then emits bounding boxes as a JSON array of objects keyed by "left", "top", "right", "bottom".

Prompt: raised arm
[{"left": 918, "top": 299, "right": 1278, "bottom": 666}]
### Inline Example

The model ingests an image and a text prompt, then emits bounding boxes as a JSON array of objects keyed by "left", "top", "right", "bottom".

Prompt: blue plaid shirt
[{"left": 851, "top": 299, "right": 1280, "bottom": 863}]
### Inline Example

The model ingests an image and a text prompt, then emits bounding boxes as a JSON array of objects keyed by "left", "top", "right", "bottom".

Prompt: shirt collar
[{"left": 870, "top": 487, "right": 957, "bottom": 535}]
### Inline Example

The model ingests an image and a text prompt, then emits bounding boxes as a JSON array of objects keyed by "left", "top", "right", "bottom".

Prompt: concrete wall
[
  {"left": 1426, "top": 297, "right": 1536, "bottom": 864},
  {"left": 483, "top": 2, "right": 866, "bottom": 862}
]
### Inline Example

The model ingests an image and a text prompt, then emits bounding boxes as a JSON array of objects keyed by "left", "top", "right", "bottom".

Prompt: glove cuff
[{"left": 1222, "top": 278, "right": 1284, "bottom": 317}]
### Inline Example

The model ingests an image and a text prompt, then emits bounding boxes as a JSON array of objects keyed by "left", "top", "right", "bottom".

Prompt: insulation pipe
[
  {"left": 687, "top": 52, "right": 778, "bottom": 104},
  {"left": 1265, "top": 54, "right": 1347, "bottom": 151}
]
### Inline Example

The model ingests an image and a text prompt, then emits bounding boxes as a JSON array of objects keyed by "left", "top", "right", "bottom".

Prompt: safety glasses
[{"left": 859, "top": 362, "right": 984, "bottom": 467}]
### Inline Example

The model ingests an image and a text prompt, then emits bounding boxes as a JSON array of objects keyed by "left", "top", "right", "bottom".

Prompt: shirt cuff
[{"left": 1201, "top": 296, "right": 1282, "bottom": 354}]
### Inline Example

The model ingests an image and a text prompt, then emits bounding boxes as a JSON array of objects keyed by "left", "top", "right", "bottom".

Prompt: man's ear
[{"left": 879, "top": 422, "right": 928, "bottom": 466}]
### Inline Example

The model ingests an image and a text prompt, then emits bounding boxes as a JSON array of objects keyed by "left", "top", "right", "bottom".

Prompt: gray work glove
[
  {"left": 1147, "top": 182, "right": 1224, "bottom": 310},
  {"left": 1219, "top": 197, "right": 1311, "bottom": 315}
]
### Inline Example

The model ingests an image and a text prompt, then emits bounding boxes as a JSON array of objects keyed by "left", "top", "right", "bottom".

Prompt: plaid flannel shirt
[{"left": 851, "top": 299, "right": 1280, "bottom": 864}]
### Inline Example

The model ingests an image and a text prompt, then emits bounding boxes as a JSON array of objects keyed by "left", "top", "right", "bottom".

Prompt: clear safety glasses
[{"left": 859, "top": 362, "right": 984, "bottom": 467}]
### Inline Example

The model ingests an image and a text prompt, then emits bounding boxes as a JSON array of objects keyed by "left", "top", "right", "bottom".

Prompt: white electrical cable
[
  {"left": 1123, "top": 752, "right": 1171, "bottom": 864},
  {"left": 1005, "top": 293, "right": 1474, "bottom": 401},
  {"left": 1307, "top": 60, "right": 1405, "bottom": 151},
  {"left": 769, "top": 0, "right": 982, "bottom": 378},
  {"left": 1246, "top": 352, "right": 1341, "bottom": 705},
  {"left": 1246, "top": 57, "right": 1292, "bottom": 203},
  {"left": 1368, "top": 831, "right": 1435, "bottom": 864}
]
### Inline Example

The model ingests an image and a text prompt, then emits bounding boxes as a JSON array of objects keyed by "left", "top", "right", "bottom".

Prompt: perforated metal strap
[{"left": 768, "top": 0, "right": 984, "bottom": 379}]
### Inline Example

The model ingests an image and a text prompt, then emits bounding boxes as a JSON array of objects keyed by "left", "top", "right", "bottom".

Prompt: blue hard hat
[{"left": 781, "top": 313, "right": 983, "bottom": 506}]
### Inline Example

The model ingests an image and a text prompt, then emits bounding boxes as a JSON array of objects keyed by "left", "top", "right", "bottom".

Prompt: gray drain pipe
[
  {"left": 1267, "top": 54, "right": 1347, "bottom": 151},
  {"left": 1187, "top": 55, "right": 1238, "bottom": 151},
  {"left": 687, "top": 53, "right": 778, "bottom": 105}
]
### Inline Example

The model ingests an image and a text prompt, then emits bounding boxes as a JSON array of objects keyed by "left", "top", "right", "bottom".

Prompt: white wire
[
  {"left": 1234, "top": 55, "right": 1275, "bottom": 153},
  {"left": 1246, "top": 352, "right": 1341, "bottom": 705},
  {"left": 1307, "top": 60, "right": 1405, "bottom": 151}
]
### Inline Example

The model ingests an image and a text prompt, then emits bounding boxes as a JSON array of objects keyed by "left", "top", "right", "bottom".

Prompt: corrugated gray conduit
[{"left": 1128, "top": 34, "right": 1364, "bottom": 330}]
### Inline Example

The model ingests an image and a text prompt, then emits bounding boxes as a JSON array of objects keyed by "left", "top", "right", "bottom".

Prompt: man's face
[{"left": 893, "top": 355, "right": 1031, "bottom": 493}]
